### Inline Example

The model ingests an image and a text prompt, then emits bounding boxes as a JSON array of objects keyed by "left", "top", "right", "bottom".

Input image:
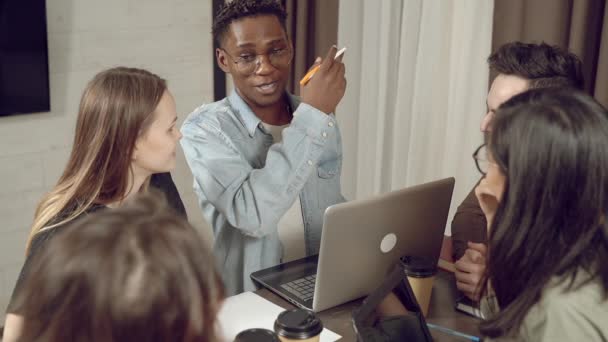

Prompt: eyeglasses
[
  {"left": 473, "top": 144, "right": 490, "bottom": 175},
  {"left": 220, "top": 47, "right": 293, "bottom": 75}
]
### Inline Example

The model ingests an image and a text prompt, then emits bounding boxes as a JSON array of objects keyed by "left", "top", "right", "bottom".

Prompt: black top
[
  {"left": 150, "top": 172, "right": 187, "bottom": 219},
  {"left": 6, "top": 172, "right": 186, "bottom": 314}
]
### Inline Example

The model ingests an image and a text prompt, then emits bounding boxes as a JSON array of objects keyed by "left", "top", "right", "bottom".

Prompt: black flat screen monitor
[{"left": 0, "top": 0, "right": 51, "bottom": 116}]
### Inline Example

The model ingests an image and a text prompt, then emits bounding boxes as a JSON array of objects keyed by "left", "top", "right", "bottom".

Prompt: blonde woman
[{"left": 2, "top": 67, "right": 183, "bottom": 341}]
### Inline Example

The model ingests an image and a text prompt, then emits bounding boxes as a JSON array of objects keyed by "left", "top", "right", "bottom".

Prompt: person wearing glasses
[
  {"left": 472, "top": 88, "right": 608, "bottom": 341},
  {"left": 180, "top": 0, "right": 346, "bottom": 295},
  {"left": 452, "top": 42, "right": 585, "bottom": 302}
]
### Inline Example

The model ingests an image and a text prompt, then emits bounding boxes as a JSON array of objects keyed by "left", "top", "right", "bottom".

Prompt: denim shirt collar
[{"left": 228, "top": 90, "right": 301, "bottom": 138}]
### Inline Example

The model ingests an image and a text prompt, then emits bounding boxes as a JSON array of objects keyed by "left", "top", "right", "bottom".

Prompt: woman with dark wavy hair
[{"left": 474, "top": 88, "right": 608, "bottom": 341}]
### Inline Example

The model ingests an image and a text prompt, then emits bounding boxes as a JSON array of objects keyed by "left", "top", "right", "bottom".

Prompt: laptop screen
[{"left": 352, "top": 263, "right": 433, "bottom": 342}]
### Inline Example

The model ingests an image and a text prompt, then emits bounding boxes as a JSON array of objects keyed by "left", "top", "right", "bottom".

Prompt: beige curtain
[
  {"left": 283, "top": 0, "right": 339, "bottom": 95},
  {"left": 493, "top": 0, "right": 608, "bottom": 107},
  {"left": 337, "top": 0, "right": 494, "bottom": 235}
]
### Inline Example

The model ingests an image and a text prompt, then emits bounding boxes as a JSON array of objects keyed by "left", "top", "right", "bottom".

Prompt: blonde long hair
[{"left": 28, "top": 67, "right": 167, "bottom": 250}]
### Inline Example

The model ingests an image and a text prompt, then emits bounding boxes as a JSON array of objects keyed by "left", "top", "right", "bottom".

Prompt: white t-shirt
[{"left": 261, "top": 122, "right": 306, "bottom": 262}]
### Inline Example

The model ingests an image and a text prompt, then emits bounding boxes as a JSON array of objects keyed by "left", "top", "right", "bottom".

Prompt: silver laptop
[{"left": 251, "top": 177, "right": 455, "bottom": 312}]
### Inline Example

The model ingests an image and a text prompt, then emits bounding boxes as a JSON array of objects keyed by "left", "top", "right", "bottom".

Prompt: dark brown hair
[
  {"left": 480, "top": 88, "right": 608, "bottom": 338},
  {"left": 14, "top": 192, "right": 225, "bottom": 342},
  {"left": 29, "top": 67, "right": 167, "bottom": 251},
  {"left": 488, "top": 42, "right": 584, "bottom": 90}
]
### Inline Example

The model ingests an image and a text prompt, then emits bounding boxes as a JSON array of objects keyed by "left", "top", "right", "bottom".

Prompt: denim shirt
[{"left": 181, "top": 91, "right": 345, "bottom": 295}]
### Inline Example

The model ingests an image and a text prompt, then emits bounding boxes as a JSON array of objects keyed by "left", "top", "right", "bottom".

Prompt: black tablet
[{"left": 352, "top": 262, "right": 434, "bottom": 342}]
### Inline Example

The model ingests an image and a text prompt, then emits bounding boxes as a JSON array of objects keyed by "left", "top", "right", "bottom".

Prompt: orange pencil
[{"left": 299, "top": 47, "right": 347, "bottom": 86}]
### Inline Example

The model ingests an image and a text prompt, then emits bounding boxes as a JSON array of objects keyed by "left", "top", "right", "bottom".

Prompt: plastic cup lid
[
  {"left": 400, "top": 255, "right": 437, "bottom": 277},
  {"left": 234, "top": 328, "right": 280, "bottom": 342},
  {"left": 274, "top": 309, "right": 323, "bottom": 339}
]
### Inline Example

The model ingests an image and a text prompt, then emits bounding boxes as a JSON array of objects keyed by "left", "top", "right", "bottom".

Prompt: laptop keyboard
[{"left": 280, "top": 274, "right": 316, "bottom": 301}]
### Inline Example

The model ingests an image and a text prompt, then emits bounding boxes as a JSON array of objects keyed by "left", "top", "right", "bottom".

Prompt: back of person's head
[
  {"left": 488, "top": 42, "right": 584, "bottom": 90},
  {"left": 212, "top": 0, "right": 287, "bottom": 47},
  {"left": 14, "top": 192, "right": 225, "bottom": 342},
  {"left": 481, "top": 88, "right": 608, "bottom": 338},
  {"left": 29, "top": 67, "right": 167, "bottom": 250}
]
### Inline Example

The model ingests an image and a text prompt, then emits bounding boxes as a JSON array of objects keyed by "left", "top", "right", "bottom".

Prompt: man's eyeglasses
[
  {"left": 473, "top": 144, "right": 490, "bottom": 175},
  {"left": 220, "top": 47, "right": 293, "bottom": 75}
]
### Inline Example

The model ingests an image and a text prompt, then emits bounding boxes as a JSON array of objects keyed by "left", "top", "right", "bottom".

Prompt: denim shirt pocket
[{"left": 317, "top": 155, "right": 340, "bottom": 179}]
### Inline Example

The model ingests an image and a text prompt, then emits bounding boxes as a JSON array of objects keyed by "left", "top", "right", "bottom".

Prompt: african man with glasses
[{"left": 180, "top": 0, "right": 346, "bottom": 295}]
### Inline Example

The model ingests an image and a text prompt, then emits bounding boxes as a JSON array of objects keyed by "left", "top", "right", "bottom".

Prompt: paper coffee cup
[
  {"left": 274, "top": 309, "right": 323, "bottom": 342},
  {"left": 400, "top": 255, "right": 437, "bottom": 316}
]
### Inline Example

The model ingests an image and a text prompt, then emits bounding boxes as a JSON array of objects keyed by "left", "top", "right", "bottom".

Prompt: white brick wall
[{"left": 0, "top": 0, "right": 214, "bottom": 315}]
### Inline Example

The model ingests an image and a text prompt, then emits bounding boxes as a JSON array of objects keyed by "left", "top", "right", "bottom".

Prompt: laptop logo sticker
[{"left": 380, "top": 233, "right": 397, "bottom": 253}]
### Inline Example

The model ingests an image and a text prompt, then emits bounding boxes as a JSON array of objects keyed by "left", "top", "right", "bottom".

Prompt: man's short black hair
[
  {"left": 488, "top": 42, "right": 585, "bottom": 90},
  {"left": 212, "top": 0, "right": 288, "bottom": 47}
]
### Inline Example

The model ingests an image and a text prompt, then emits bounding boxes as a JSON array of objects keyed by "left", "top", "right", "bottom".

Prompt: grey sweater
[{"left": 483, "top": 273, "right": 608, "bottom": 342}]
